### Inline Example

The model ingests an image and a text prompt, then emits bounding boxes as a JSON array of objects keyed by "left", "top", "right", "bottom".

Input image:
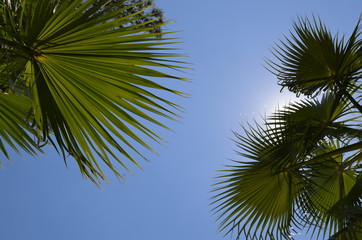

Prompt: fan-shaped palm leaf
[
  {"left": 212, "top": 116, "right": 311, "bottom": 239},
  {"left": 267, "top": 16, "right": 362, "bottom": 110},
  {"left": 0, "top": 0, "right": 187, "bottom": 183}
]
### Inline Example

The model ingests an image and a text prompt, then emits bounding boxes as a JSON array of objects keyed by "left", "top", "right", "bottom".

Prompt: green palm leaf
[
  {"left": 0, "top": 0, "right": 187, "bottom": 183},
  {"left": 0, "top": 92, "right": 41, "bottom": 161},
  {"left": 212, "top": 121, "right": 307, "bottom": 240},
  {"left": 267, "top": 16, "right": 362, "bottom": 99},
  {"left": 298, "top": 140, "right": 360, "bottom": 239}
]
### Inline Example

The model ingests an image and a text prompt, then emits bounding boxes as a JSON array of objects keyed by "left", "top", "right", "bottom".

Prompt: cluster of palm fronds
[
  {"left": 213, "top": 16, "right": 362, "bottom": 240},
  {"left": 0, "top": 0, "right": 187, "bottom": 184}
]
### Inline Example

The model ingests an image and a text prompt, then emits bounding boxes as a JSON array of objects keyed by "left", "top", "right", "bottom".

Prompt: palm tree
[
  {"left": 212, "top": 16, "right": 362, "bottom": 240},
  {"left": 0, "top": 0, "right": 187, "bottom": 184}
]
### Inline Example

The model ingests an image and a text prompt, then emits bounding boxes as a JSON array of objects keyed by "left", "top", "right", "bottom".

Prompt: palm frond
[
  {"left": 212, "top": 120, "right": 308, "bottom": 240},
  {"left": 0, "top": 0, "right": 188, "bottom": 183},
  {"left": 266, "top": 15, "right": 362, "bottom": 99}
]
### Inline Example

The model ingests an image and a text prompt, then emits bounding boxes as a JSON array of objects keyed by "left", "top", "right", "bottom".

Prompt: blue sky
[{"left": 0, "top": 1, "right": 361, "bottom": 240}]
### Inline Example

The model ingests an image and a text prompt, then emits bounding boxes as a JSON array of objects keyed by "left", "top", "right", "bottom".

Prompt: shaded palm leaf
[
  {"left": 297, "top": 140, "right": 360, "bottom": 239},
  {"left": 326, "top": 199, "right": 362, "bottom": 240},
  {"left": 267, "top": 16, "right": 362, "bottom": 100}
]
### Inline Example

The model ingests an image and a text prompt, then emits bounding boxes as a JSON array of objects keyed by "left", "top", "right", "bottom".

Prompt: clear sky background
[{"left": 0, "top": 1, "right": 361, "bottom": 240}]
